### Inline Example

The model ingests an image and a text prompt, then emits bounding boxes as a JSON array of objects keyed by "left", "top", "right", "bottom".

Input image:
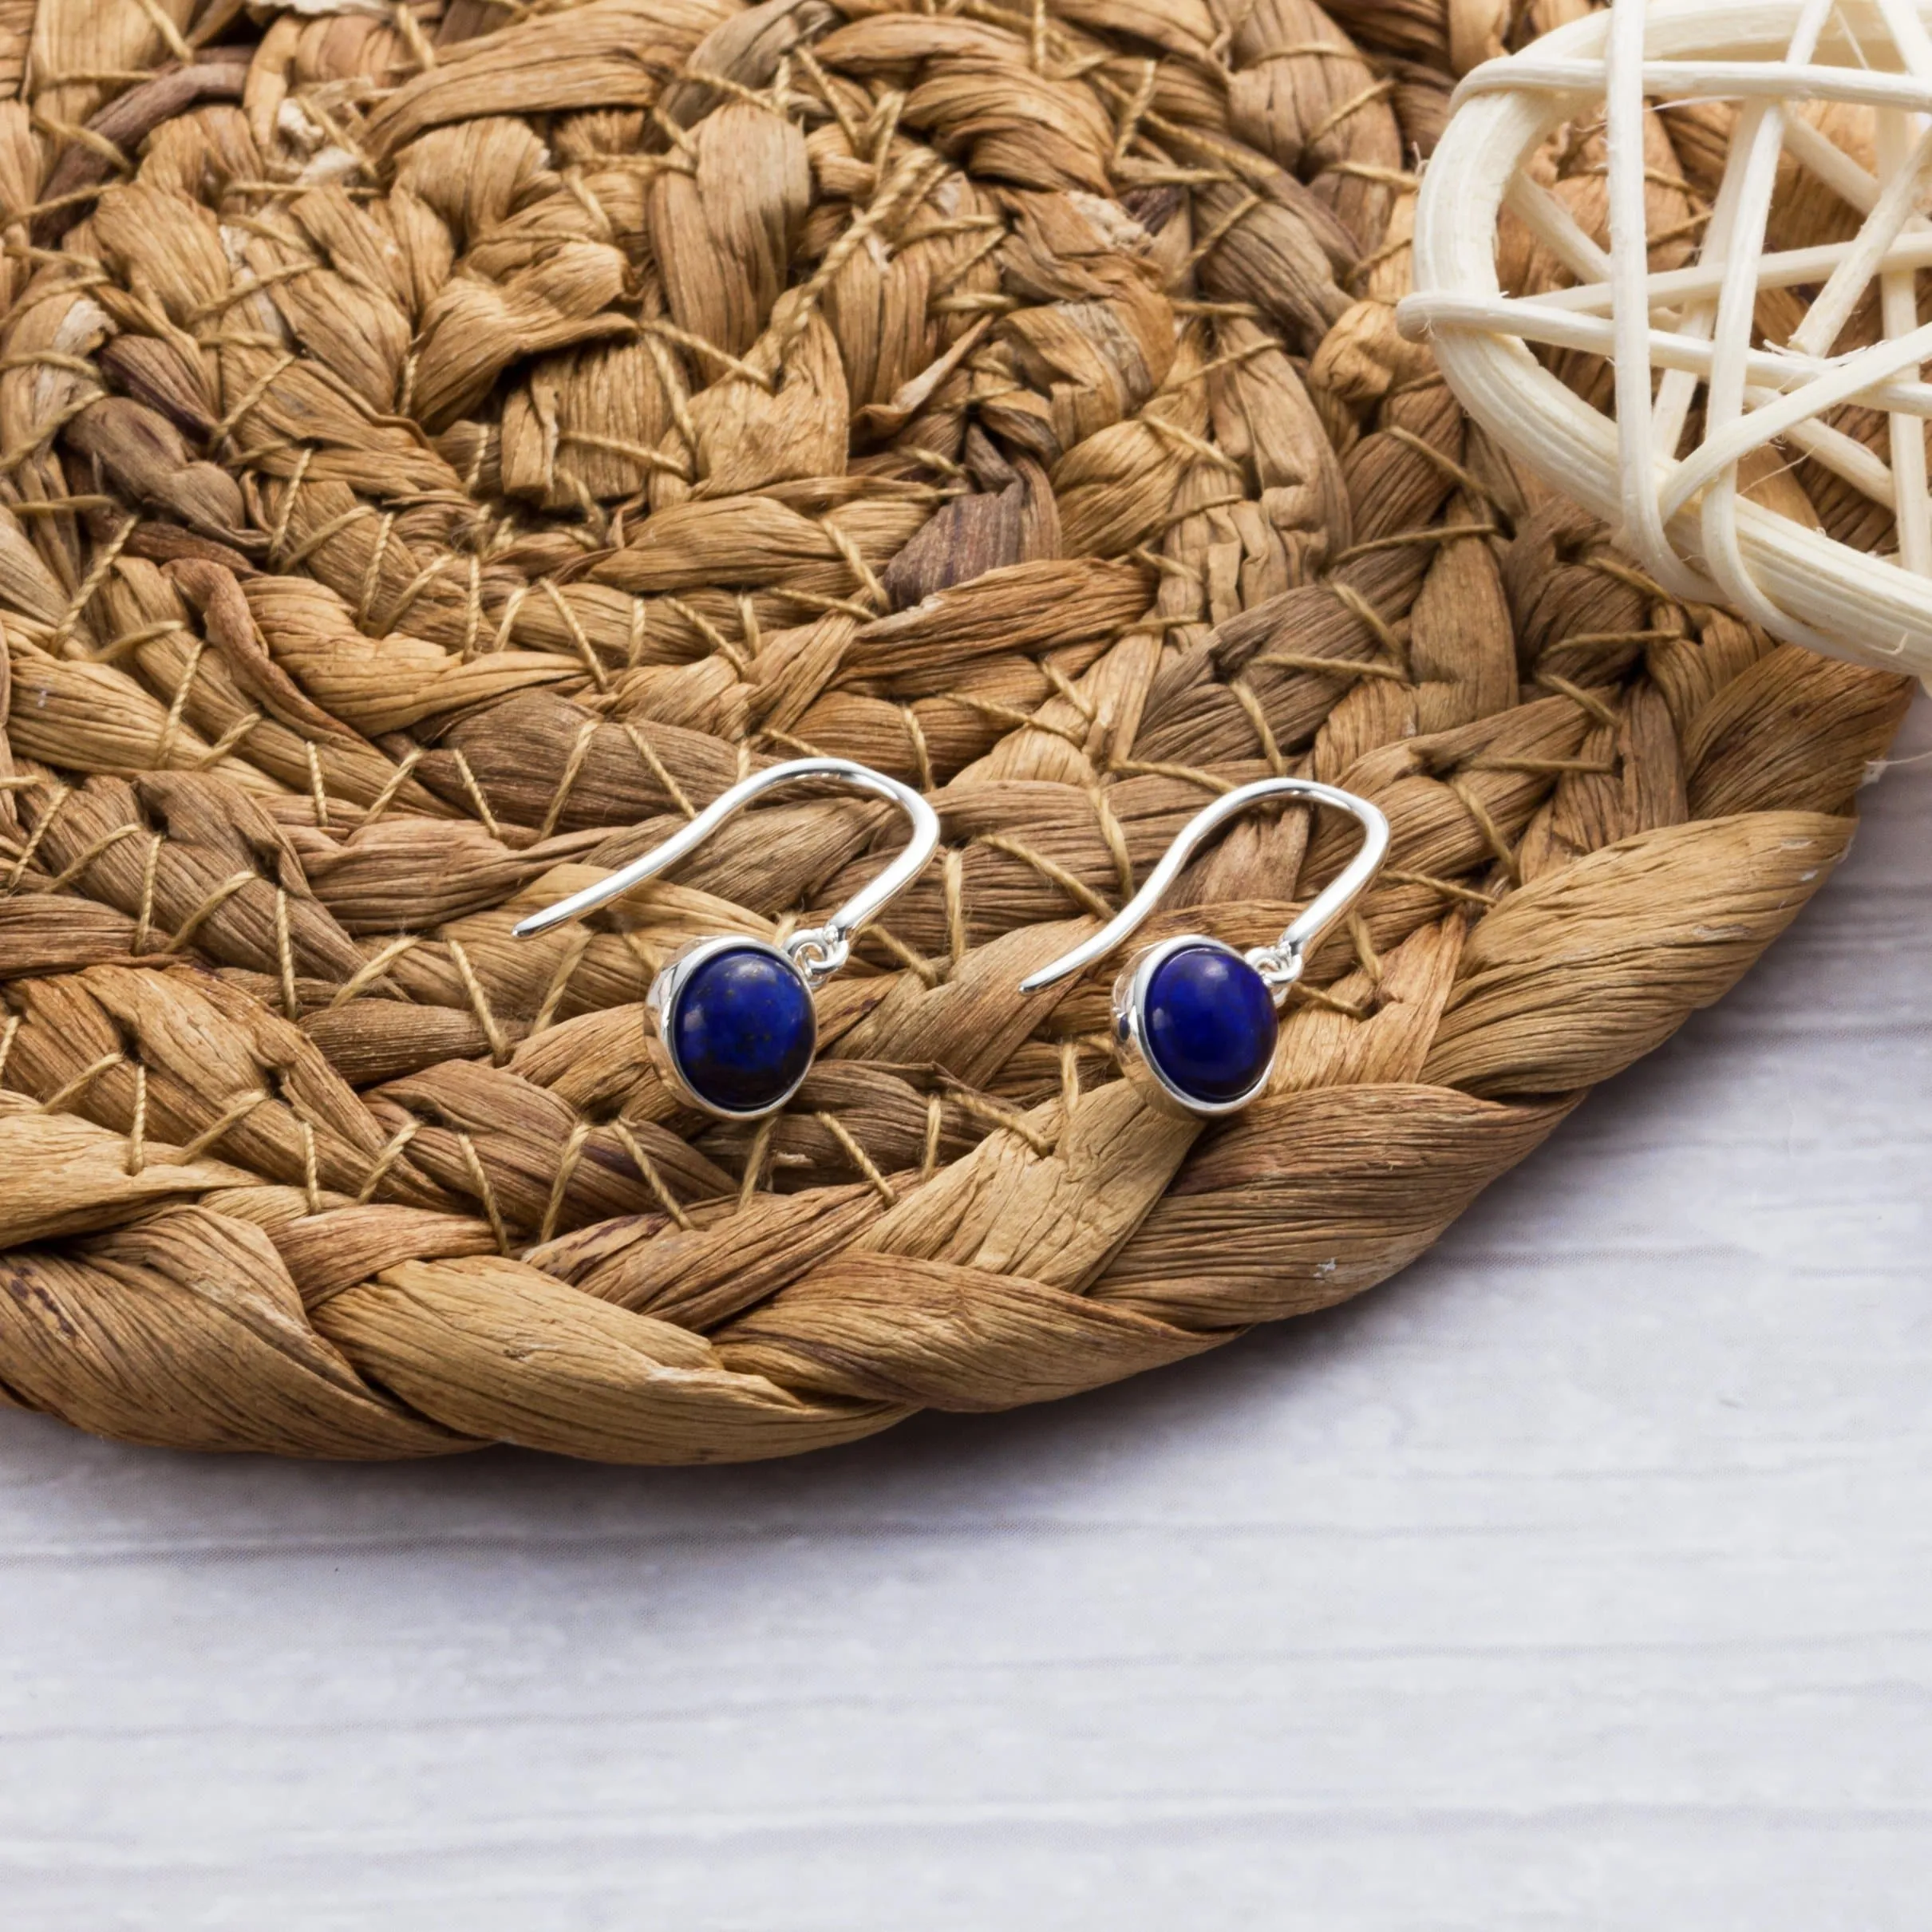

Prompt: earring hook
[
  {"left": 1018, "top": 776, "right": 1389, "bottom": 1001},
  {"left": 512, "top": 756, "right": 941, "bottom": 986}
]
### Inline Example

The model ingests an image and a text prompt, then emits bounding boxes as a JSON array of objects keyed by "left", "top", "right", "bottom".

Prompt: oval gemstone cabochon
[
  {"left": 1140, "top": 945, "right": 1278, "bottom": 1107},
  {"left": 669, "top": 946, "right": 816, "bottom": 1115}
]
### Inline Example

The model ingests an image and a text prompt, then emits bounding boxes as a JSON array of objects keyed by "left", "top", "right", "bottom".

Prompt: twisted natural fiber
[{"left": 0, "top": 0, "right": 1908, "bottom": 1462}]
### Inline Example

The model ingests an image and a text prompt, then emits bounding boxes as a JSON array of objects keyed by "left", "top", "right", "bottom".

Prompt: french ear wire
[
  {"left": 1019, "top": 776, "right": 1390, "bottom": 1117},
  {"left": 513, "top": 757, "right": 941, "bottom": 1120}
]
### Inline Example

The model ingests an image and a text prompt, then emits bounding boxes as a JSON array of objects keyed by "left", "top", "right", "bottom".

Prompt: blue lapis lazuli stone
[
  {"left": 1140, "top": 944, "right": 1278, "bottom": 1108},
  {"left": 669, "top": 946, "right": 816, "bottom": 1113}
]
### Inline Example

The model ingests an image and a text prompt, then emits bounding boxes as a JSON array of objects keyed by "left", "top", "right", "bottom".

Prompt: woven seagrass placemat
[{"left": 0, "top": 0, "right": 1909, "bottom": 1461}]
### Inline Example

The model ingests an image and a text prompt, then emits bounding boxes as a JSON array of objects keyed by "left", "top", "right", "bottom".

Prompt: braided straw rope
[
  {"left": 1405, "top": 0, "right": 1932, "bottom": 674},
  {"left": 0, "top": 0, "right": 1908, "bottom": 1462}
]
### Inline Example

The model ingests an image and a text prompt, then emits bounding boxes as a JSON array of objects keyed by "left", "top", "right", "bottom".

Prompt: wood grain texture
[{"left": 1, "top": 701, "right": 1926, "bottom": 1930}]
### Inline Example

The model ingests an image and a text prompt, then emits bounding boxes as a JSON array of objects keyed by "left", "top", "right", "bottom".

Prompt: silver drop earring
[
  {"left": 1019, "top": 777, "right": 1390, "bottom": 1117},
  {"left": 513, "top": 757, "right": 941, "bottom": 1121}
]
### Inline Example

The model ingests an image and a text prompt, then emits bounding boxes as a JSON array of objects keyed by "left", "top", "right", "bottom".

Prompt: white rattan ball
[{"left": 1402, "top": 0, "right": 1932, "bottom": 678}]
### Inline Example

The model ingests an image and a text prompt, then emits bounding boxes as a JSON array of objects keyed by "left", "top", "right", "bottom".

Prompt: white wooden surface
[{"left": 2, "top": 706, "right": 1928, "bottom": 1932}]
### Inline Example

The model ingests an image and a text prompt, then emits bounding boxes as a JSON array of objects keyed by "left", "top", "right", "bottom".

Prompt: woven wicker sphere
[
  {"left": 0, "top": 0, "right": 1909, "bottom": 1462},
  {"left": 1406, "top": 0, "right": 1932, "bottom": 674}
]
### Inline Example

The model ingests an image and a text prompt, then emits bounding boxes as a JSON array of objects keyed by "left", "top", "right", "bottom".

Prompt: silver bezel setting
[
  {"left": 1112, "top": 934, "right": 1278, "bottom": 1120},
  {"left": 646, "top": 934, "right": 817, "bottom": 1122}
]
